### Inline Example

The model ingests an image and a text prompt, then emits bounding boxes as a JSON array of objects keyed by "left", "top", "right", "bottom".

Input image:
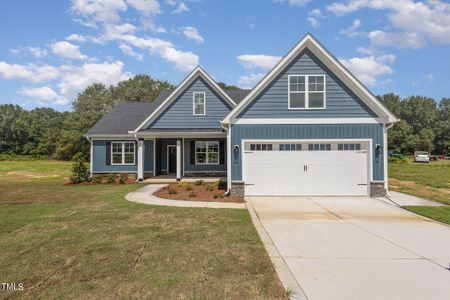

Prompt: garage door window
[
  {"left": 279, "top": 144, "right": 302, "bottom": 151},
  {"left": 308, "top": 143, "right": 331, "bottom": 151},
  {"left": 338, "top": 143, "right": 361, "bottom": 151},
  {"left": 250, "top": 143, "right": 273, "bottom": 151}
]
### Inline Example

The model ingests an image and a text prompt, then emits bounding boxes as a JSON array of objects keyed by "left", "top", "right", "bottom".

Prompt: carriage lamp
[
  {"left": 376, "top": 144, "right": 382, "bottom": 155},
  {"left": 233, "top": 145, "right": 240, "bottom": 163}
]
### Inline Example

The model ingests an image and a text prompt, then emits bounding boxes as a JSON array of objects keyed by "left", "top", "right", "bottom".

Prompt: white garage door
[{"left": 243, "top": 141, "right": 369, "bottom": 196}]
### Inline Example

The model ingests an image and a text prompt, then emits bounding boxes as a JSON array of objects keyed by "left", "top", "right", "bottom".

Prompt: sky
[{"left": 0, "top": 0, "right": 449, "bottom": 111}]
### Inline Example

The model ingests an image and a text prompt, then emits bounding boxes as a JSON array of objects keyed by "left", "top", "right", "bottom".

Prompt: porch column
[
  {"left": 137, "top": 139, "right": 144, "bottom": 181},
  {"left": 176, "top": 139, "right": 181, "bottom": 180}
]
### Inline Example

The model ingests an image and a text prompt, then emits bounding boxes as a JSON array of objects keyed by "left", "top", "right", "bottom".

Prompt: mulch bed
[{"left": 154, "top": 183, "right": 244, "bottom": 203}]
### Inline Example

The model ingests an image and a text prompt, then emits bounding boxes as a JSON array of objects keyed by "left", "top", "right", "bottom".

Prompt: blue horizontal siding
[
  {"left": 184, "top": 138, "right": 226, "bottom": 173},
  {"left": 144, "top": 140, "right": 154, "bottom": 173},
  {"left": 149, "top": 77, "right": 232, "bottom": 129},
  {"left": 230, "top": 124, "right": 384, "bottom": 181},
  {"left": 238, "top": 49, "right": 377, "bottom": 118},
  {"left": 92, "top": 140, "right": 137, "bottom": 173}
]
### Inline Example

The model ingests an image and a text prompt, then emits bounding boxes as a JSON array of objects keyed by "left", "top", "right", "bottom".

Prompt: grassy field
[
  {"left": 0, "top": 160, "right": 286, "bottom": 299},
  {"left": 403, "top": 206, "right": 450, "bottom": 225},
  {"left": 389, "top": 157, "right": 450, "bottom": 205}
]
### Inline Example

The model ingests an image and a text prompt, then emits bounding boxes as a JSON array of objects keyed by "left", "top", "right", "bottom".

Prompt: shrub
[
  {"left": 206, "top": 184, "right": 214, "bottom": 191},
  {"left": 178, "top": 181, "right": 189, "bottom": 188},
  {"left": 119, "top": 174, "right": 127, "bottom": 184},
  {"left": 214, "top": 179, "right": 227, "bottom": 190},
  {"left": 92, "top": 175, "right": 102, "bottom": 184},
  {"left": 185, "top": 184, "right": 192, "bottom": 191},
  {"left": 69, "top": 152, "right": 90, "bottom": 184},
  {"left": 188, "top": 191, "right": 196, "bottom": 197},
  {"left": 388, "top": 156, "right": 407, "bottom": 164},
  {"left": 168, "top": 188, "right": 177, "bottom": 194},
  {"left": 194, "top": 180, "right": 204, "bottom": 186},
  {"left": 213, "top": 193, "right": 223, "bottom": 199},
  {"left": 107, "top": 174, "right": 116, "bottom": 184}
]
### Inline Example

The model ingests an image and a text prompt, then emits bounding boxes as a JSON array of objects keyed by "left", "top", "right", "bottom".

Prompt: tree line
[{"left": 0, "top": 74, "right": 448, "bottom": 160}]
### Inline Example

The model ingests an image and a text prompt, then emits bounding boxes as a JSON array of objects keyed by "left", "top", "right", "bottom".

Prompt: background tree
[
  {"left": 217, "top": 82, "right": 240, "bottom": 90},
  {"left": 111, "top": 74, "right": 174, "bottom": 101}
]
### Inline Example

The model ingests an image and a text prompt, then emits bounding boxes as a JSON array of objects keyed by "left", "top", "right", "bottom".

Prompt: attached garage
[{"left": 242, "top": 140, "right": 370, "bottom": 196}]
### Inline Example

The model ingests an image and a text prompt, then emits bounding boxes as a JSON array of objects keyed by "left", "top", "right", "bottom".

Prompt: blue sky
[{"left": 0, "top": 0, "right": 449, "bottom": 111}]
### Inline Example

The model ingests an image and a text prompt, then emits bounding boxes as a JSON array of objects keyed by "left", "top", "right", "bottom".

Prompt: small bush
[
  {"left": 168, "top": 188, "right": 177, "bottom": 195},
  {"left": 107, "top": 174, "right": 116, "bottom": 184},
  {"left": 213, "top": 193, "right": 223, "bottom": 199},
  {"left": 188, "top": 191, "right": 196, "bottom": 197},
  {"left": 388, "top": 156, "right": 407, "bottom": 164},
  {"left": 119, "top": 174, "right": 126, "bottom": 184},
  {"left": 185, "top": 184, "right": 192, "bottom": 191},
  {"left": 69, "top": 152, "right": 90, "bottom": 184},
  {"left": 194, "top": 180, "right": 204, "bottom": 186},
  {"left": 178, "top": 181, "right": 189, "bottom": 188},
  {"left": 214, "top": 179, "right": 227, "bottom": 190},
  {"left": 206, "top": 184, "right": 214, "bottom": 191},
  {"left": 92, "top": 175, "right": 102, "bottom": 184}
]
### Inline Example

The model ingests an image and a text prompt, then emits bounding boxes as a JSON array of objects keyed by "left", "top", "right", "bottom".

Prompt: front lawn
[
  {"left": 389, "top": 157, "right": 450, "bottom": 205},
  {"left": 0, "top": 160, "right": 286, "bottom": 299},
  {"left": 403, "top": 206, "right": 450, "bottom": 225}
]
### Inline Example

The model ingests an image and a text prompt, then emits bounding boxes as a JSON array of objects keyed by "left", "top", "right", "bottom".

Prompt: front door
[{"left": 168, "top": 146, "right": 177, "bottom": 174}]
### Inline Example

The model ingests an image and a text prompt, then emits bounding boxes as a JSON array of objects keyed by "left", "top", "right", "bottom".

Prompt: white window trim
[
  {"left": 195, "top": 141, "right": 220, "bottom": 165},
  {"left": 111, "top": 141, "right": 135, "bottom": 165},
  {"left": 193, "top": 92, "right": 206, "bottom": 116},
  {"left": 288, "top": 74, "right": 326, "bottom": 110}
]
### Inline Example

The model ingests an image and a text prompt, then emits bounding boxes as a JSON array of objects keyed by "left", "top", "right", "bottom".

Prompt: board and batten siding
[
  {"left": 230, "top": 124, "right": 384, "bottom": 181},
  {"left": 92, "top": 140, "right": 154, "bottom": 173},
  {"left": 183, "top": 138, "right": 226, "bottom": 173},
  {"left": 238, "top": 49, "right": 378, "bottom": 119},
  {"left": 148, "top": 78, "right": 232, "bottom": 129}
]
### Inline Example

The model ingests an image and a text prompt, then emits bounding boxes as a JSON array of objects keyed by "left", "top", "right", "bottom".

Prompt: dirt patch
[
  {"left": 389, "top": 178, "right": 450, "bottom": 205},
  {"left": 154, "top": 183, "right": 244, "bottom": 203}
]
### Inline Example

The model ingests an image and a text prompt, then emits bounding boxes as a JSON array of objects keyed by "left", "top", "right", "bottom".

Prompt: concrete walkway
[
  {"left": 248, "top": 196, "right": 450, "bottom": 300},
  {"left": 125, "top": 184, "right": 246, "bottom": 209},
  {"left": 382, "top": 191, "right": 446, "bottom": 206}
]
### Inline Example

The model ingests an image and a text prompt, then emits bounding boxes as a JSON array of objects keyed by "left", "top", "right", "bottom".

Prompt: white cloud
[
  {"left": 0, "top": 62, "right": 60, "bottom": 82},
  {"left": 51, "top": 41, "right": 88, "bottom": 60},
  {"left": 237, "top": 54, "right": 281, "bottom": 70},
  {"left": 423, "top": 73, "right": 434, "bottom": 82},
  {"left": 119, "top": 44, "right": 144, "bottom": 61},
  {"left": 327, "top": 0, "right": 450, "bottom": 48},
  {"left": 0, "top": 61, "right": 33, "bottom": 80},
  {"left": 180, "top": 27, "right": 204, "bottom": 43},
  {"left": 70, "top": 0, "right": 128, "bottom": 24},
  {"left": 19, "top": 86, "right": 67, "bottom": 105},
  {"left": 28, "top": 47, "right": 48, "bottom": 58},
  {"left": 126, "top": 0, "right": 160, "bottom": 16},
  {"left": 340, "top": 19, "right": 362, "bottom": 37},
  {"left": 165, "top": 0, "right": 177, "bottom": 6},
  {"left": 66, "top": 34, "right": 86, "bottom": 42},
  {"left": 307, "top": 9, "right": 323, "bottom": 28},
  {"left": 340, "top": 54, "right": 396, "bottom": 86},
  {"left": 238, "top": 72, "right": 265, "bottom": 88},
  {"left": 275, "top": 0, "right": 311, "bottom": 7},
  {"left": 172, "top": 2, "right": 189, "bottom": 14}
]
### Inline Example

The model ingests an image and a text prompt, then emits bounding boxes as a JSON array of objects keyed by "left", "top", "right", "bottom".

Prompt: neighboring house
[{"left": 86, "top": 34, "right": 397, "bottom": 197}]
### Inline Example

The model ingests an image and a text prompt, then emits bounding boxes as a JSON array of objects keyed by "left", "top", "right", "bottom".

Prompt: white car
[{"left": 414, "top": 151, "right": 430, "bottom": 163}]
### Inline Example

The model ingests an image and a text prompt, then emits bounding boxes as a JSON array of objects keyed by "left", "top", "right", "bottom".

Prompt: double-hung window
[
  {"left": 288, "top": 75, "right": 325, "bottom": 109},
  {"left": 195, "top": 141, "right": 219, "bottom": 164},
  {"left": 111, "top": 142, "right": 135, "bottom": 165},
  {"left": 193, "top": 92, "right": 205, "bottom": 115}
]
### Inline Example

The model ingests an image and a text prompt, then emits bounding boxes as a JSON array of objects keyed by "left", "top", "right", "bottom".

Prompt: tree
[
  {"left": 55, "top": 130, "right": 89, "bottom": 160},
  {"left": 70, "top": 152, "right": 90, "bottom": 183},
  {"left": 436, "top": 98, "right": 450, "bottom": 154},
  {"left": 378, "top": 93, "right": 402, "bottom": 117},
  {"left": 0, "top": 104, "right": 30, "bottom": 153},
  {"left": 217, "top": 82, "right": 240, "bottom": 90},
  {"left": 111, "top": 74, "right": 174, "bottom": 102}
]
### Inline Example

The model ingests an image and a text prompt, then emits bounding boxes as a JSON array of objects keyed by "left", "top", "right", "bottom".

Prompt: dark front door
[{"left": 168, "top": 146, "right": 177, "bottom": 174}]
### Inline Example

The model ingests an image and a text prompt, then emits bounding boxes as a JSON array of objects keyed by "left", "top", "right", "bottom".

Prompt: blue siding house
[{"left": 86, "top": 34, "right": 397, "bottom": 197}]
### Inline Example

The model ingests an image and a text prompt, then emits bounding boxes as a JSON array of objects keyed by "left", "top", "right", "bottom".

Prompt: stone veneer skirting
[
  {"left": 183, "top": 172, "right": 226, "bottom": 177},
  {"left": 230, "top": 182, "right": 245, "bottom": 197}
]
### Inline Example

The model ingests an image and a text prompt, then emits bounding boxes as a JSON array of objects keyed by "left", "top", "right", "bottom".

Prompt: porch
[{"left": 143, "top": 174, "right": 226, "bottom": 184}]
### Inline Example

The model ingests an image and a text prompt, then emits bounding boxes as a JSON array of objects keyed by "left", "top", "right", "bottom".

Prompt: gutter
[{"left": 220, "top": 121, "right": 231, "bottom": 196}]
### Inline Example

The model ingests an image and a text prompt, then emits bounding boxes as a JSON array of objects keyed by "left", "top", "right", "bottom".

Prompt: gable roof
[
  {"left": 85, "top": 89, "right": 249, "bottom": 136},
  {"left": 222, "top": 33, "right": 398, "bottom": 124},
  {"left": 132, "top": 66, "right": 239, "bottom": 133}
]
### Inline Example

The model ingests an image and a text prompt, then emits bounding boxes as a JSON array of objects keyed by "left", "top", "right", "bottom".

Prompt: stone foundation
[
  {"left": 230, "top": 182, "right": 245, "bottom": 197},
  {"left": 183, "top": 172, "right": 227, "bottom": 177},
  {"left": 370, "top": 182, "right": 386, "bottom": 197}
]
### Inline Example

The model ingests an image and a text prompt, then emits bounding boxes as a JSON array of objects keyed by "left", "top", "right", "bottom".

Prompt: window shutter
[
  {"left": 190, "top": 141, "right": 195, "bottom": 164},
  {"left": 106, "top": 142, "right": 111, "bottom": 165},
  {"left": 219, "top": 141, "right": 225, "bottom": 165}
]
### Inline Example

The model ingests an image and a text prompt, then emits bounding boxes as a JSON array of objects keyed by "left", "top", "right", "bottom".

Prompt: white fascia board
[
  {"left": 133, "top": 66, "right": 236, "bottom": 133},
  {"left": 234, "top": 117, "right": 384, "bottom": 125},
  {"left": 87, "top": 134, "right": 134, "bottom": 139},
  {"left": 135, "top": 131, "right": 227, "bottom": 138},
  {"left": 222, "top": 34, "right": 397, "bottom": 124}
]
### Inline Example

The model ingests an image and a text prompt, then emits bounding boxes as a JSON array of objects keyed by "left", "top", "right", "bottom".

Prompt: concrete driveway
[{"left": 248, "top": 197, "right": 450, "bottom": 300}]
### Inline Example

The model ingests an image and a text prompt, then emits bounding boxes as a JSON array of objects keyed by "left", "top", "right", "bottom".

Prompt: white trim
[
  {"left": 226, "top": 127, "right": 231, "bottom": 192},
  {"left": 111, "top": 141, "right": 136, "bottom": 165},
  {"left": 176, "top": 140, "right": 181, "bottom": 180},
  {"left": 241, "top": 138, "right": 372, "bottom": 196},
  {"left": 193, "top": 92, "right": 206, "bottom": 115},
  {"left": 86, "top": 135, "right": 134, "bottom": 139},
  {"left": 166, "top": 145, "right": 177, "bottom": 174},
  {"left": 135, "top": 131, "right": 226, "bottom": 138},
  {"left": 288, "top": 75, "right": 326, "bottom": 110},
  {"left": 133, "top": 66, "right": 236, "bottom": 132},
  {"left": 89, "top": 139, "right": 93, "bottom": 177},
  {"left": 234, "top": 117, "right": 384, "bottom": 125},
  {"left": 137, "top": 140, "right": 144, "bottom": 180},
  {"left": 194, "top": 141, "right": 220, "bottom": 165},
  {"left": 383, "top": 123, "right": 394, "bottom": 192},
  {"left": 152, "top": 138, "right": 156, "bottom": 177},
  {"left": 182, "top": 138, "right": 185, "bottom": 177},
  {"left": 222, "top": 34, "right": 397, "bottom": 124}
]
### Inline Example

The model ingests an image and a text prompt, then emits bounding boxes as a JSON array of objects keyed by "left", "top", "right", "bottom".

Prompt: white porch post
[
  {"left": 137, "top": 139, "right": 144, "bottom": 181},
  {"left": 176, "top": 139, "right": 181, "bottom": 180},
  {"left": 89, "top": 138, "right": 93, "bottom": 177}
]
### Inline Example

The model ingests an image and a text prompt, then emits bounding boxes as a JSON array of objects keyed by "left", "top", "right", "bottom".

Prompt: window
[
  {"left": 288, "top": 75, "right": 325, "bottom": 109},
  {"left": 308, "top": 143, "right": 331, "bottom": 151},
  {"left": 338, "top": 143, "right": 361, "bottom": 151},
  {"left": 195, "top": 141, "right": 219, "bottom": 164},
  {"left": 250, "top": 143, "right": 273, "bottom": 151},
  {"left": 279, "top": 144, "right": 302, "bottom": 151},
  {"left": 193, "top": 92, "right": 205, "bottom": 115},
  {"left": 111, "top": 142, "right": 135, "bottom": 165}
]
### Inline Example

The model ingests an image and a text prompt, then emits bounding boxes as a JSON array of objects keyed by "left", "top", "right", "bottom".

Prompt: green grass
[
  {"left": 403, "top": 206, "right": 450, "bottom": 225},
  {"left": 0, "top": 160, "right": 286, "bottom": 299},
  {"left": 389, "top": 157, "right": 450, "bottom": 205}
]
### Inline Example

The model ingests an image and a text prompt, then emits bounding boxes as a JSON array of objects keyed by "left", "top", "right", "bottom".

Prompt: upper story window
[
  {"left": 193, "top": 92, "right": 205, "bottom": 115},
  {"left": 288, "top": 75, "right": 325, "bottom": 109},
  {"left": 111, "top": 142, "right": 135, "bottom": 165}
]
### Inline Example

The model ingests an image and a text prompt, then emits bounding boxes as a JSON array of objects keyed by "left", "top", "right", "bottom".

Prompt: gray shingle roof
[{"left": 86, "top": 89, "right": 250, "bottom": 135}]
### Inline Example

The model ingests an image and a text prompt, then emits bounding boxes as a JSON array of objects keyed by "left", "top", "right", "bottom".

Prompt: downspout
[
  {"left": 384, "top": 122, "right": 395, "bottom": 195},
  {"left": 220, "top": 122, "right": 231, "bottom": 196}
]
